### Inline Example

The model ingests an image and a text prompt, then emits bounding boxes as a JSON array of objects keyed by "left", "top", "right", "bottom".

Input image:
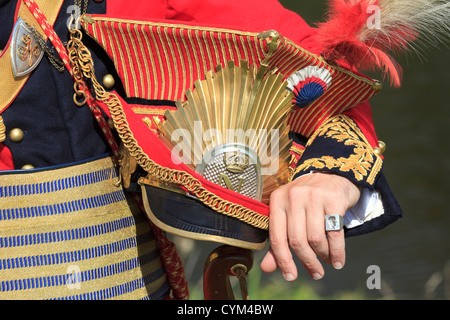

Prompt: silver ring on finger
[{"left": 325, "top": 215, "right": 344, "bottom": 231}]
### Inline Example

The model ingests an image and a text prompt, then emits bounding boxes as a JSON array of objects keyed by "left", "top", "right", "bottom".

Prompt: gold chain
[
  {"left": 67, "top": 28, "right": 92, "bottom": 105},
  {"left": 75, "top": 0, "right": 89, "bottom": 16},
  {"left": 23, "top": 1, "right": 89, "bottom": 73},
  {"left": 25, "top": 21, "right": 65, "bottom": 72}
]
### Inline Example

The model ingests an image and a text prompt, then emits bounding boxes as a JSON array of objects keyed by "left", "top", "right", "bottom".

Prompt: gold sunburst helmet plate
[{"left": 156, "top": 60, "right": 294, "bottom": 204}]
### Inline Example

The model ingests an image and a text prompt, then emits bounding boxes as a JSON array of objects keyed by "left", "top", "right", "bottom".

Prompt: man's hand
[{"left": 260, "top": 172, "right": 361, "bottom": 281}]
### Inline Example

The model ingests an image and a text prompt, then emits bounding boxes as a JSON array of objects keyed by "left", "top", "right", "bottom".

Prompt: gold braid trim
[
  {"left": 0, "top": 116, "right": 6, "bottom": 143},
  {"left": 67, "top": 29, "right": 269, "bottom": 231},
  {"left": 293, "top": 115, "right": 382, "bottom": 185}
]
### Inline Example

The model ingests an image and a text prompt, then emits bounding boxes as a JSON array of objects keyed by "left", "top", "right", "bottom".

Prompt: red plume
[{"left": 316, "top": 0, "right": 419, "bottom": 87}]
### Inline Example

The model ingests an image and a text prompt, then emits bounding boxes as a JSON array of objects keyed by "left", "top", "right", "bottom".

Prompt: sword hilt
[{"left": 203, "top": 245, "right": 253, "bottom": 300}]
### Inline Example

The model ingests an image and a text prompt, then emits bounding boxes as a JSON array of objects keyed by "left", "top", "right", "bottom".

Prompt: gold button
[
  {"left": 102, "top": 74, "right": 115, "bottom": 90},
  {"left": 374, "top": 141, "right": 386, "bottom": 156},
  {"left": 21, "top": 164, "right": 35, "bottom": 170},
  {"left": 374, "top": 147, "right": 382, "bottom": 156},
  {"left": 9, "top": 128, "right": 24, "bottom": 143},
  {"left": 378, "top": 141, "right": 386, "bottom": 154}
]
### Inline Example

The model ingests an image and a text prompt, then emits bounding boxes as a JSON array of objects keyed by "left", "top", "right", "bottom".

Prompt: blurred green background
[{"left": 177, "top": 0, "right": 450, "bottom": 300}]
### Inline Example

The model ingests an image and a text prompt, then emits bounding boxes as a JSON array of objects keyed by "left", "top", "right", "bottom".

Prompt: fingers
[
  {"left": 287, "top": 191, "right": 325, "bottom": 280},
  {"left": 263, "top": 192, "right": 298, "bottom": 281},
  {"left": 261, "top": 173, "right": 355, "bottom": 281},
  {"left": 262, "top": 186, "right": 328, "bottom": 281},
  {"left": 323, "top": 199, "right": 347, "bottom": 270},
  {"left": 327, "top": 228, "right": 346, "bottom": 270},
  {"left": 260, "top": 248, "right": 277, "bottom": 274},
  {"left": 305, "top": 198, "right": 330, "bottom": 265}
]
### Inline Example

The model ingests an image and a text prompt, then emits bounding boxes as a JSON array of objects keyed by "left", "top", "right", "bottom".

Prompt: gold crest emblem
[{"left": 224, "top": 151, "right": 250, "bottom": 174}]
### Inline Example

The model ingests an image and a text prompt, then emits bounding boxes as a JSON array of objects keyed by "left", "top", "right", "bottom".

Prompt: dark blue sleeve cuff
[
  {"left": 290, "top": 115, "right": 403, "bottom": 236},
  {"left": 345, "top": 173, "right": 403, "bottom": 237},
  {"left": 292, "top": 115, "right": 383, "bottom": 190}
]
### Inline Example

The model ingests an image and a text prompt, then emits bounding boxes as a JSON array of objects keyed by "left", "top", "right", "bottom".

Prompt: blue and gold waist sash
[{"left": 0, "top": 155, "right": 169, "bottom": 300}]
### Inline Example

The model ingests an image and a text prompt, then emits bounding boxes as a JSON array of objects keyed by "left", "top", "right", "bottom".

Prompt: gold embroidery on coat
[{"left": 294, "top": 115, "right": 382, "bottom": 185}]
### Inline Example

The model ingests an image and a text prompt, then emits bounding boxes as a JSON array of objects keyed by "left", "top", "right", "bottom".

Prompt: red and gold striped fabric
[{"left": 81, "top": 15, "right": 382, "bottom": 138}]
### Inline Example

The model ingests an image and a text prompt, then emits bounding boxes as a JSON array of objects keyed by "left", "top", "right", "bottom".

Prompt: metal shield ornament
[
  {"left": 196, "top": 144, "right": 263, "bottom": 201},
  {"left": 11, "top": 18, "right": 44, "bottom": 78}
]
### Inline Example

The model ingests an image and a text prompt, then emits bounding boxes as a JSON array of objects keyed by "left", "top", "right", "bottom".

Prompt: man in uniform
[{"left": 0, "top": 0, "right": 406, "bottom": 299}]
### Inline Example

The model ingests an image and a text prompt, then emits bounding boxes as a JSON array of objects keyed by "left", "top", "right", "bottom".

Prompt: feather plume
[{"left": 316, "top": 0, "right": 450, "bottom": 87}]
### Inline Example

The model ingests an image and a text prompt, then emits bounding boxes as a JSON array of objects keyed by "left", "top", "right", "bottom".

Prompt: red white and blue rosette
[{"left": 287, "top": 66, "right": 332, "bottom": 108}]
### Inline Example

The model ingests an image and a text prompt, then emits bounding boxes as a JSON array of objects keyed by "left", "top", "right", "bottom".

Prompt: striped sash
[{"left": 0, "top": 155, "right": 169, "bottom": 300}]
